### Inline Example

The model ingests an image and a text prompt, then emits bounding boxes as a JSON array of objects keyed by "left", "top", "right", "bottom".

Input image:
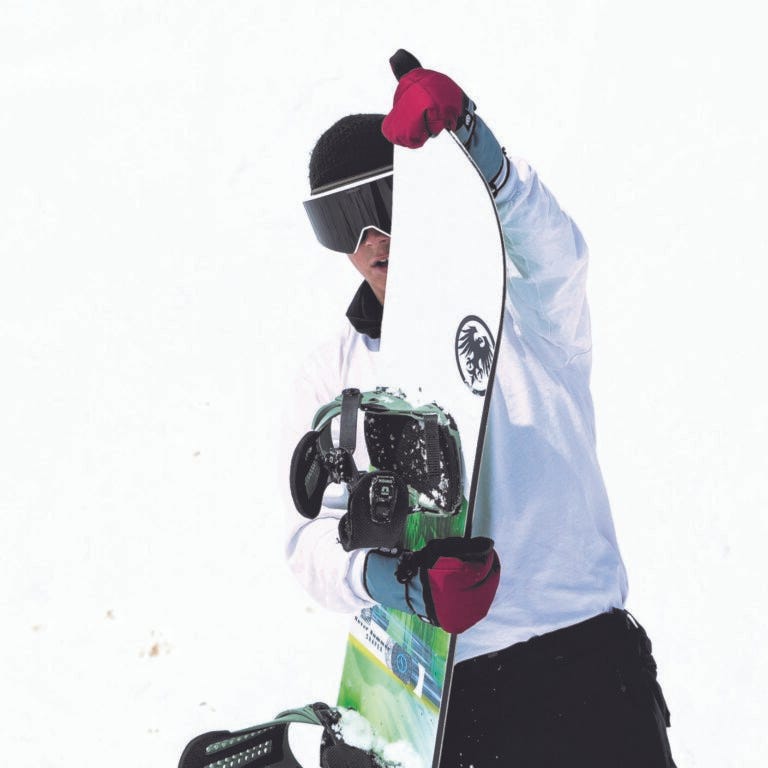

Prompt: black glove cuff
[{"left": 398, "top": 536, "right": 495, "bottom": 573}]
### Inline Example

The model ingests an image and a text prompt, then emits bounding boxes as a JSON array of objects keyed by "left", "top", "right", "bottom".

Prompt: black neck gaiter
[{"left": 345, "top": 281, "right": 383, "bottom": 339}]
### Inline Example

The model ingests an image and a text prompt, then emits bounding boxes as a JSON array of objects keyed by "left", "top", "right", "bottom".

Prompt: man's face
[{"left": 347, "top": 227, "right": 390, "bottom": 306}]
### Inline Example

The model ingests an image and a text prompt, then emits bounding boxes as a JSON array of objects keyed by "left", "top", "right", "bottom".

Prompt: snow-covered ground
[{"left": 2, "top": 2, "right": 766, "bottom": 765}]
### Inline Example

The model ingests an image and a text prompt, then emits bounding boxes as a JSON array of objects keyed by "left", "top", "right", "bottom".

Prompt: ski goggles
[{"left": 303, "top": 168, "right": 393, "bottom": 254}]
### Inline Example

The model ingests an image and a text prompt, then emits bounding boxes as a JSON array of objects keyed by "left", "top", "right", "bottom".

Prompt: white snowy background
[{"left": 1, "top": 1, "right": 766, "bottom": 765}]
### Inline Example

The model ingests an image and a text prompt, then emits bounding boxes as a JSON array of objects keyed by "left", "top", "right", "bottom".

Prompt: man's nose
[{"left": 364, "top": 227, "right": 390, "bottom": 244}]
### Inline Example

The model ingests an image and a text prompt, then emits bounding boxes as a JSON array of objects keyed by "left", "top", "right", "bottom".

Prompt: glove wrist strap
[{"left": 454, "top": 105, "right": 510, "bottom": 197}]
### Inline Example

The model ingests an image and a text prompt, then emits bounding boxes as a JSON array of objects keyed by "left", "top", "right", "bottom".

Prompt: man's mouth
[{"left": 371, "top": 257, "right": 389, "bottom": 269}]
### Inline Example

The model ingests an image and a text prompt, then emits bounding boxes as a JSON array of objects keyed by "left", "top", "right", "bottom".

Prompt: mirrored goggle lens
[{"left": 303, "top": 171, "right": 393, "bottom": 253}]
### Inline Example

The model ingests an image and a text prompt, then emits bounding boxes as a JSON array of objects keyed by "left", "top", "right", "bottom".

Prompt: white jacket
[{"left": 286, "top": 144, "right": 628, "bottom": 663}]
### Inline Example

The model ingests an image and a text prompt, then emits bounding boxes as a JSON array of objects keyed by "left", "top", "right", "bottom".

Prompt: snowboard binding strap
[{"left": 178, "top": 703, "right": 383, "bottom": 768}]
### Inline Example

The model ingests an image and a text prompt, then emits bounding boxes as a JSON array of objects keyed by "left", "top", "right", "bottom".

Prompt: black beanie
[{"left": 309, "top": 114, "right": 393, "bottom": 192}]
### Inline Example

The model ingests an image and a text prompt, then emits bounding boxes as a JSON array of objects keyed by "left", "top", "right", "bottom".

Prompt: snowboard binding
[
  {"left": 290, "top": 387, "right": 464, "bottom": 532},
  {"left": 178, "top": 702, "right": 385, "bottom": 768}
]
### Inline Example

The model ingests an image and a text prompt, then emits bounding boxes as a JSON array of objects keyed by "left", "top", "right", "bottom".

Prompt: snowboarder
[{"left": 290, "top": 54, "right": 676, "bottom": 767}]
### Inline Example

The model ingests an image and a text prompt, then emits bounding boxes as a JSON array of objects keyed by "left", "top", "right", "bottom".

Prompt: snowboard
[{"left": 334, "top": 128, "right": 506, "bottom": 768}]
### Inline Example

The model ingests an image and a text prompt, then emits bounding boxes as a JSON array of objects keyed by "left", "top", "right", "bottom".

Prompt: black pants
[{"left": 440, "top": 610, "right": 676, "bottom": 768}]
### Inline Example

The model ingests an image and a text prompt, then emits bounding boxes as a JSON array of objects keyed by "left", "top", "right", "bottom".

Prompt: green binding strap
[{"left": 311, "top": 388, "right": 412, "bottom": 432}]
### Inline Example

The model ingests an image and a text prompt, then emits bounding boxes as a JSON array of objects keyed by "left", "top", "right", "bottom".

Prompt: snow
[
  {"left": 335, "top": 708, "right": 423, "bottom": 768},
  {"left": 1, "top": 1, "right": 767, "bottom": 766}
]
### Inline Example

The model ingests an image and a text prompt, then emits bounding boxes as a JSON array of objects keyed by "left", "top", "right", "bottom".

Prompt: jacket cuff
[{"left": 347, "top": 548, "right": 376, "bottom": 603}]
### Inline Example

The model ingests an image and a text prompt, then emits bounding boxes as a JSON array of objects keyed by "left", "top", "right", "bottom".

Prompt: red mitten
[
  {"left": 419, "top": 538, "right": 501, "bottom": 633},
  {"left": 364, "top": 537, "right": 501, "bottom": 634},
  {"left": 381, "top": 68, "right": 465, "bottom": 149}
]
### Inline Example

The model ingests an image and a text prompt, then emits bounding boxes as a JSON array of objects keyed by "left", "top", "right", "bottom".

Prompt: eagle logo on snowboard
[{"left": 455, "top": 315, "right": 495, "bottom": 396}]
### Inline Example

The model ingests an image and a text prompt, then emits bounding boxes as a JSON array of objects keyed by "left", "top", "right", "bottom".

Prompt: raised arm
[{"left": 384, "top": 50, "right": 592, "bottom": 366}]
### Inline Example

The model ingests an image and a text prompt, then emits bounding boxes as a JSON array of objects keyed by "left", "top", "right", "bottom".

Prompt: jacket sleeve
[
  {"left": 282, "top": 338, "right": 374, "bottom": 613},
  {"left": 455, "top": 105, "right": 592, "bottom": 366}
]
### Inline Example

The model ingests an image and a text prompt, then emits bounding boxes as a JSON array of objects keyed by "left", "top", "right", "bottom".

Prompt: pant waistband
[{"left": 469, "top": 609, "right": 643, "bottom": 667}]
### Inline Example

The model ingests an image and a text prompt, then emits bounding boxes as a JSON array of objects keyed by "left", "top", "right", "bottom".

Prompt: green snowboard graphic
[{"left": 337, "top": 501, "right": 468, "bottom": 767}]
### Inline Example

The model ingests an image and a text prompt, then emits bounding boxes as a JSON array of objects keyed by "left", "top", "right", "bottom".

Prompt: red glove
[
  {"left": 364, "top": 537, "right": 501, "bottom": 634},
  {"left": 381, "top": 68, "right": 465, "bottom": 149}
]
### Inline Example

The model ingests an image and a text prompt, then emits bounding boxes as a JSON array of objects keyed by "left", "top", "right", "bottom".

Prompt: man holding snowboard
[{"left": 289, "top": 51, "right": 676, "bottom": 767}]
